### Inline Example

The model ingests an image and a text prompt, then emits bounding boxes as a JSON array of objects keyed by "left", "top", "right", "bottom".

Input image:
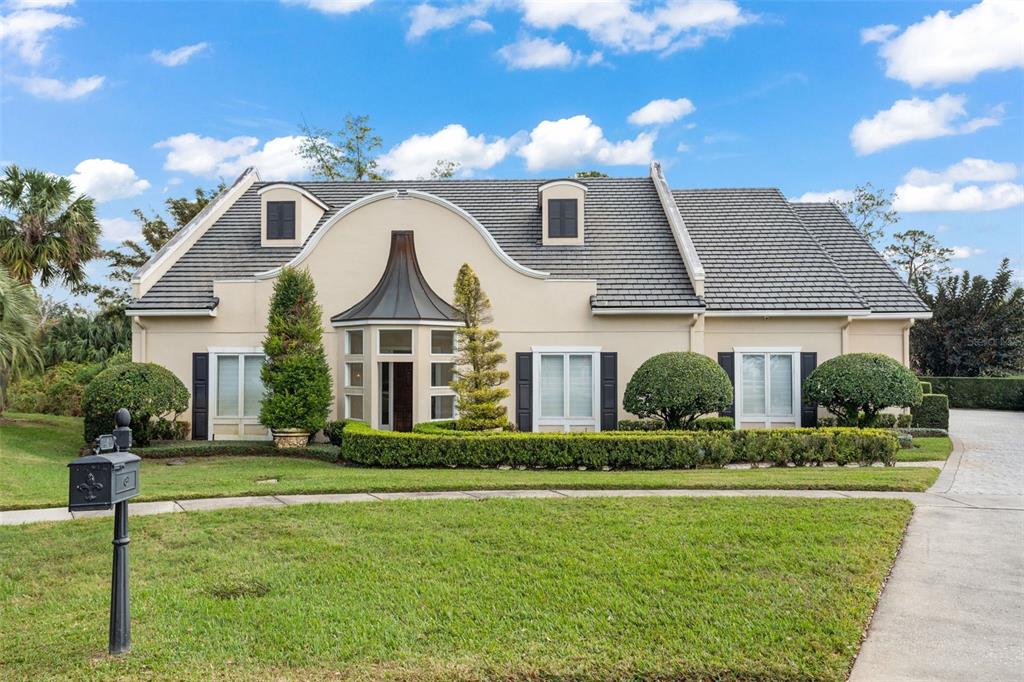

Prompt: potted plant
[{"left": 259, "top": 267, "right": 332, "bottom": 448}]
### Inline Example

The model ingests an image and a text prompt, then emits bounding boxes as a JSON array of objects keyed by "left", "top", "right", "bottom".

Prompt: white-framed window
[
  {"left": 346, "top": 329, "right": 364, "bottom": 356},
  {"left": 532, "top": 347, "right": 601, "bottom": 432},
  {"left": 346, "top": 394, "right": 364, "bottom": 420},
  {"left": 431, "top": 329, "right": 455, "bottom": 355},
  {"left": 208, "top": 349, "right": 268, "bottom": 440},
  {"left": 345, "top": 362, "right": 364, "bottom": 388},
  {"left": 378, "top": 328, "right": 413, "bottom": 355},
  {"left": 430, "top": 362, "right": 455, "bottom": 388},
  {"left": 431, "top": 394, "right": 456, "bottom": 420},
  {"left": 734, "top": 347, "right": 800, "bottom": 428}
]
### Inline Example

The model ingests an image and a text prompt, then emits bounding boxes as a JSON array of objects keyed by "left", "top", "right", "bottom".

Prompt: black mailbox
[{"left": 68, "top": 451, "right": 141, "bottom": 511}]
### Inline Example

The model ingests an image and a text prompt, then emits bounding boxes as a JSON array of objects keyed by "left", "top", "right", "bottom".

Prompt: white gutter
[
  {"left": 125, "top": 308, "right": 218, "bottom": 317},
  {"left": 704, "top": 309, "right": 871, "bottom": 318},
  {"left": 865, "top": 311, "right": 933, "bottom": 320},
  {"left": 649, "top": 161, "right": 706, "bottom": 298},
  {"left": 592, "top": 307, "right": 706, "bottom": 315}
]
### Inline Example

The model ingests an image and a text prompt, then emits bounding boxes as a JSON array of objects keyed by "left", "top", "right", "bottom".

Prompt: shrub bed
[
  {"left": 922, "top": 376, "right": 1024, "bottom": 411},
  {"left": 911, "top": 394, "right": 950, "bottom": 429},
  {"left": 135, "top": 440, "right": 338, "bottom": 463},
  {"left": 617, "top": 416, "right": 734, "bottom": 431},
  {"left": 341, "top": 421, "right": 897, "bottom": 469},
  {"left": 896, "top": 427, "right": 949, "bottom": 438}
]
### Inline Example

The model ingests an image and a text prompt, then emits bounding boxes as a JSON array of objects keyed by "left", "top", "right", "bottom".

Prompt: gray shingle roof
[
  {"left": 672, "top": 188, "right": 868, "bottom": 311},
  {"left": 129, "top": 177, "right": 701, "bottom": 311},
  {"left": 791, "top": 202, "right": 929, "bottom": 314}
]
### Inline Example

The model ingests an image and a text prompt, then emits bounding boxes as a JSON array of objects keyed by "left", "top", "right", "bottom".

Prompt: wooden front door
[{"left": 392, "top": 362, "right": 414, "bottom": 432}]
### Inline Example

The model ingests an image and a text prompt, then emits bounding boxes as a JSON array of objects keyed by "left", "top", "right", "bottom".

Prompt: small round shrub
[
  {"left": 803, "top": 353, "right": 922, "bottom": 427},
  {"left": 82, "top": 362, "right": 189, "bottom": 446},
  {"left": 623, "top": 352, "right": 733, "bottom": 429}
]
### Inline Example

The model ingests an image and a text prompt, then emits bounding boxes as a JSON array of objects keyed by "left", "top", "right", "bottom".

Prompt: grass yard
[
  {"left": 895, "top": 436, "right": 953, "bottom": 462},
  {"left": 0, "top": 414, "right": 939, "bottom": 510},
  {"left": 0, "top": 496, "right": 912, "bottom": 681}
]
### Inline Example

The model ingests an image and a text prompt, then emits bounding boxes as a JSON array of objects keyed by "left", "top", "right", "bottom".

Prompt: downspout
[
  {"left": 840, "top": 316, "right": 853, "bottom": 354},
  {"left": 132, "top": 318, "right": 148, "bottom": 363},
  {"left": 901, "top": 319, "right": 915, "bottom": 367},
  {"left": 688, "top": 313, "right": 705, "bottom": 354}
]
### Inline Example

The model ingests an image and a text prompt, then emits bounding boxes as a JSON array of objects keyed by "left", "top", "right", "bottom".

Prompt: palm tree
[
  {"left": 0, "top": 164, "right": 101, "bottom": 291},
  {"left": 0, "top": 266, "right": 42, "bottom": 411}
]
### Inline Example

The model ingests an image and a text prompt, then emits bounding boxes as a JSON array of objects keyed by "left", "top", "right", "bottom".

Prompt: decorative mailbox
[{"left": 68, "top": 451, "right": 141, "bottom": 511}]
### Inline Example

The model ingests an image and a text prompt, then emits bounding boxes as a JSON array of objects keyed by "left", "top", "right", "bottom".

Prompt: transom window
[
  {"left": 266, "top": 201, "right": 296, "bottom": 240},
  {"left": 378, "top": 329, "right": 412, "bottom": 354},
  {"left": 548, "top": 199, "right": 578, "bottom": 238},
  {"left": 736, "top": 349, "right": 799, "bottom": 427}
]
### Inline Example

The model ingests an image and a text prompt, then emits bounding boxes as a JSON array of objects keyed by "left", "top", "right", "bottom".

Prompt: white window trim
[
  {"left": 429, "top": 328, "right": 457, "bottom": 357},
  {"left": 207, "top": 347, "right": 269, "bottom": 441},
  {"left": 733, "top": 346, "right": 801, "bottom": 429},
  {"left": 345, "top": 361, "right": 364, "bottom": 388},
  {"left": 345, "top": 393, "right": 366, "bottom": 421},
  {"left": 345, "top": 329, "right": 365, "bottom": 356},
  {"left": 377, "top": 327, "right": 414, "bottom": 356},
  {"left": 531, "top": 346, "right": 601, "bottom": 433},
  {"left": 430, "top": 394, "right": 458, "bottom": 422}
]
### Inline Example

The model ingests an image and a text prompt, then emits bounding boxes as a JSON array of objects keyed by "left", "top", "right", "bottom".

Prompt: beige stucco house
[{"left": 126, "top": 162, "right": 929, "bottom": 439}]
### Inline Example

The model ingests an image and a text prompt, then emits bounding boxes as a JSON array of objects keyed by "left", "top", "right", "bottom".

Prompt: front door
[{"left": 392, "top": 362, "right": 413, "bottom": 432}]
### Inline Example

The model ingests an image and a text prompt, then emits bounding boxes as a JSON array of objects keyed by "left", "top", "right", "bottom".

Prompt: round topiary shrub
[
  {"left": 803, "top": 352, "right": 922, "bottom": 427},
  {"left": 623, "top": 352, "right": 734, "bottom": 429},
  {"left": 82, "top": 362, "right": 189, "bottom": 446}
]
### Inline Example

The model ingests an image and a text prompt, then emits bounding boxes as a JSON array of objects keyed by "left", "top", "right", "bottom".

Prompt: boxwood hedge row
[
  {"left": 341, "top": 421, "right": 897, "bottom": 469},
  {"left": 922, "top": 376, "right": 1024, "bottom": 411}
]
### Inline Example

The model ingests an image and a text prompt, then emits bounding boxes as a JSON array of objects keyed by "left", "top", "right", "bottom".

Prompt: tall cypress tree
[{"left": 450, "top": 264, "right": 509, "bottom": 430}]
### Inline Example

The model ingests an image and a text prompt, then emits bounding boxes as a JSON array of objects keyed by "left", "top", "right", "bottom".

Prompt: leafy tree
[
  {"left": 0, "top": 164, "right": 101, "bottom": 291},
  {"left": 450, "top": 263, "right": 509, "bottom": 430},
  {"left": 39, "top": 306, "right": 131, "bottom": 366},
  {"left": 912, "top": 259, "right": 1024, "bottom": 376},
  {"left": 884, "top": 229, "right": 953, "bottom": 286},
  {"left": 82, "top": 362, "right": 189, "bottom": 445},
  {"left": 430, "top": 160, "right": 460, "bottom": 180},
  {"left": 836, "top": 183, "right": 898, "bottom": 246},
  {"left": 623, "top": 352, "right": 733, "bottom": 429},
  {"left": 575, "top": 170, "right": 609, "bottom": 178},
  {"left": 259, "top": 267, "right": 332, "bottom": 436},
  {"left": 298, "top": 115, "right": 386, "bottom": 180},
  {"left": 803, "top": 353, "right": 922, "bottom": 427},
  {"left": 0, "top": 265, "right": 42, "bottom": 411}
]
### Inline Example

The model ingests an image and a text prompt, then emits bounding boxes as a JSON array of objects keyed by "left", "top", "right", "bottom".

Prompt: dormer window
[
  {"left": 266, "top": 201, "right": 296, "bottom": 240},
  {"left": 548, "top": 199, "right": 578, "bottom": 238},
  {"left": 539, "top": 179, "right": 587, "bottom": 245}
]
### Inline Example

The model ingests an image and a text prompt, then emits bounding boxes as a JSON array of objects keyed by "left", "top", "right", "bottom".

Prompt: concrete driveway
[{"left": 850, "top": 409, "right": 1024, "bottom": 681}]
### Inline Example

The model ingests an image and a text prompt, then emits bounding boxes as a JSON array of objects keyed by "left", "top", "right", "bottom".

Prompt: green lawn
[
  {"left": 895, "top": 436, "right": 953, "bottom": 462},
  {"left": 0, "top": 414, "right": 939, "bottom": 510},
  {"left": 0, "top": 496, "right": 912, "bottom": 681}
]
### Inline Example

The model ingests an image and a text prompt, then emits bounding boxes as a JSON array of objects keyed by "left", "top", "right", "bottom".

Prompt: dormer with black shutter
[
  {"left": 539, "top": 179, "right": 587, "bottom": 246},
  {"left": 258, "top": 183, "right": 328, "bottom": 247}
]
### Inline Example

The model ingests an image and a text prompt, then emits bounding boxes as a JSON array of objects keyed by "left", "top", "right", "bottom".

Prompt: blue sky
[{"left": 1, "top": 0, "right": 1022, "bottom": 306}]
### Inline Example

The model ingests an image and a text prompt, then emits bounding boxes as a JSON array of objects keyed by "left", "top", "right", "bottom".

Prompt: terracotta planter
[{"left": 272, "top": 428, "right": 310, "bottom": 449}]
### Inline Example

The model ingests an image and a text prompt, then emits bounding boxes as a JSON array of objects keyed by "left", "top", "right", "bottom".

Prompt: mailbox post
[{"left": 68, "top": 408, "right": 140, "bottom": 656}]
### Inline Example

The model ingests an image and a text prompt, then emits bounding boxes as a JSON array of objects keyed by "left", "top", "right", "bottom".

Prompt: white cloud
[
  {"left": 0, "top": 5, "right": 78, "bottom": 64},
  {"left": 950, "top": 245, "right": 987, "bottom": 259},
  {"left": 407, "top": 0, "right": 491, "bottom": 39},
  {"left": 67, "top": 159, "right": 150, "bottom": 202},
  {"left": 850, "top": 94, "right": 1000, "bottom": 155},
  {"left": 628, "top": 97, "right": 695, "bottom": 126},
  {"left": 872, "top": 0, "right": 1024, "bottom": 87},
  {"left": 151, "top": 41, "right": 208, "bottom": 67},
  {"left": 281, "top": 0, "right": 374, "bottom": 15},
  {"left": 791, "top": 189, "right": 855, "bottom": 204},
  {"left": 518, "top": 114, "right": 655, "bottom": 171},
  {"left": 497, "top": 36, "right": 579, "bottom": 69},
  {"left": 155, "top": 133, "right": 306, "bottom": 179},
  {"left": 467, "top": 18, "right": 493, "bottom": 33},
  {"left": 13, "top": 73, "right": 102, "bottom": 99},
  {"left": 518, "top": 0, "right": 753, "bottom": 54},
  {"left": 99, "top": 216, "right": 141, "bottom": 243},
  {"left": 860, "top": 23, "right": 897, "bottom": 44},
  {"left": 378, "top": 124, "right": 515, "bottom": 179},
  {"left": 676, "top": 142, "right": 691, "bottom": 152},
  {"left": 894, "top": 158, "right": 1024, "bottom": 212}
]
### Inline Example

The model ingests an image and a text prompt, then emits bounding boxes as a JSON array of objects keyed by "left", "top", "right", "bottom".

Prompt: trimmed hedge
[
  {"left": 323, "top": 420, "right": 350, "bottom": 447},
  {"left": 919, "top": 381, "right": 932, "bottom": 394},
  {"left": 922, "top": 376, "right": 1024, "bottom": 411},
  {"left": 341, "top": 421, "right": 898, "bottom": 469},
  {"left": 617, "top": 417, "right": 734, "bottom": 431},
  {"left": 911, "top": 394, "right": 950, "bottom": 429},
  {"left": 135, "top": 440, "right": 338, "bottom": 463}
]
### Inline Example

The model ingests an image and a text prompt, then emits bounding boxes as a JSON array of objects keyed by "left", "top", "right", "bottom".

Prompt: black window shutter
[
  {"left": 548, "top": 199, "right": 562, "bottom": 237},
  {"left": 800, "top": 352, "right": 818, "bottom": 428},
  {"left": 515, "top": 352, "right": 533, "bottom": 432},
  {"left": 718, "top": 352, "right": 735, "bottom": 419},
  {"left": 600, "top": 352, "right": 618, "bottom": 430},
  {"left": 191, "top": 352, "right": 209, "bottom": 440},
  {"left": 281, "top": 201, "right": 295, "bottom": 238},
  {"left": 564, "top": 199, "right": 578, "bottom": 237}
]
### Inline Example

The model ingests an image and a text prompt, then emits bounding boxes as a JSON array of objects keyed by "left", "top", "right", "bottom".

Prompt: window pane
[
  {"left": 346, "top": 362, "right": 363, "bottom": 387},
  {"left": 431, "top": 329, "right": 455, "bottom": 354},
  {"left": 379, "top": 329, "right": 412, "bottom": 354},
  {"left": 216, "top": 355, "right": 239, "bottom": 417},
  {"left": 347, "top": 330, "right": 363, "bottom": 355},
  {"left": 540, "top": 355, "right": 565, "bottom": 418},
  {"left": 431, "top": 362, "right": 455, "bottom": 387},
  {"left": 242, "top": 356, "right": 264, "bottom": 417},
  {"left": 769, "top": 354, "right": 794, "bottom": 417},
  {"left": 431, "top": 395, "right": 455, "bottom": 420},
  {"left": 347, "top": 394, "right": 363, "bottom": 420},
  {"left": 741, "top": 354, "right": 766, "bottom": 416},
  {"left": 568, "top": 354, "right": 593, "bottom": 417}
]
